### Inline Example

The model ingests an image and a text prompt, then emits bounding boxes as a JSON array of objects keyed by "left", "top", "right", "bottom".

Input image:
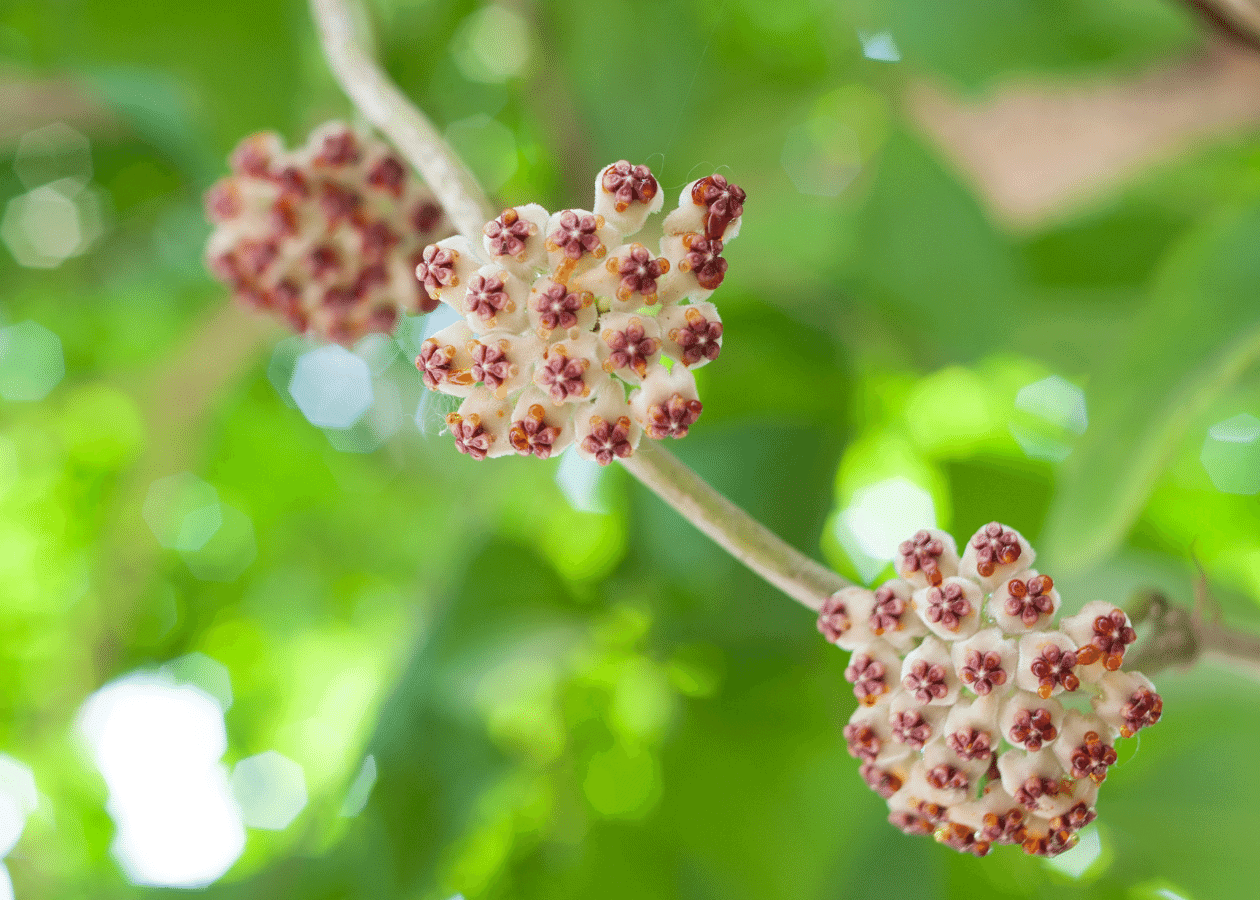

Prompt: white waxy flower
[
  {"left": 867, "top": 578, "right": 927, "bottom": 651},
  {"left": 989, "top": 570, "right": 1060, "bottom": 633},
  {"left": 482, "top": 203, "right": 549, "bottom": 276},
  {"left": 889, "top": 761, "right": 953, "bottom": 831},
  {"left": 959, "top": 522, "right": 1034, "bottom": 591},
  {"left": 1092, "top": 670, "right": 1163, "bottom": 738},
  {"left": 900, "top": 636, "right": 959, "bottom": 706},
  {"left": 658, "top": 302, "right": 723, "bottom": 369},
  {"left": 533, "top": 334, "right": 607, "bottom": 405},
  {"left": 921, "top": 739, "right": 988, "bottom": 805},
  {"left": 594, "top": 161, "right": 666, "bottom": 238},
  {"left": 844, "top": 704, "right": 911, "bottom": 767},
  {"left": 508, "top": 387, "right": 575, "bottom": 459},
  {"left": 1061, "top": 600, "right": 1137, "bottom": 673},
  {"left": 661, "top": 174, "right": 745, "bottom": 244},
  {"left": 948, "top": 786, "right": 1028, "bottom": 846},
  {"left": 1053, "top": 710, "right": 1119, "bottom": 784},
  {"left": 913, "top": 576, "right": 982, "bottom": 641},
  {"left": 446, "top": 391, "right": 514, "bottom": 460},
  {"left": 597, "top": 312, "right": 661, "bottom": 383},
  {"left": 544, "top": 208, "right": 620, "bottom": 284},
  {"left": 997, "top": 749, "right": 1076, "bottom": 818},
  {"left": 417, "top": 320, "right": 476, "bottom": 397},
  {"left": 529, "top": 278, "right": 597, "bottom": 341},
  {"left": 895, "top": 528, "right": 960, "bottom": 589},
  {"left": 467, "top": 331, "right": 540, "bottom": 399},
  {"left": 816, "top": 587, "right": 878, "bottom": 651},
  {"left": 888, "top": 692, "right": 948, "bottom": 750},
  {"left": 572, "top": 391, "right": 640, "bottom": 466},
  {"left": 418, "top": 235, "right": 481, "bottom": 311},
  {"left": 629, "top": 364, "right": 703, "bottom": 441},
  {"left": 843, "top": 640, "right": 902, "bottom": 707},
  {"left": 1000, "top": 691, "right": 1065, "bottom": 751},
  {"left": 1016, "top": 631, "right": 1083, "bottom": 699},
  {"left": 416, "top": 161, "right": 744, "bottom": 463},
  {"left": 942, "top": 695, "right": 1003, "bottom": 762},
  {"left": 462, "top": 264, "right": 530, "bottom": 334},
  {"left": 951, "top": 627, "right": 1017, "bottom": 698}
]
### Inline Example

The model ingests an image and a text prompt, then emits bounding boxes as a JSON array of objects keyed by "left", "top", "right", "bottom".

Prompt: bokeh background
[{"left": 2, "top": 0, "right": 1260, "bottom": 897}]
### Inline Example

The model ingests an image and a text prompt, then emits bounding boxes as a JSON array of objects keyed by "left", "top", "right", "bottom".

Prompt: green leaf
[{"left": 1040, "top": 206, "right": 1260, "bottom": 572}]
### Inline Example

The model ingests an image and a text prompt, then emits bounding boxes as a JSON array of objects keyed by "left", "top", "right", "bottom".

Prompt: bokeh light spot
[
  {"left": 834, "top": 477, "right": 936, "bottom": 582},
  {"left": 163, "top": 653, "right": 233, "bottom": 712},
  {"left": 0, "top": 320, "right": 65, "bottom": 402},
  {"left": 230, "top": 751, "right": 308, "bottom": 831},
  {"left": 0, "top": 755, "right": 37, "bottom": 859},
  {"left": 555, "top": 451, "right": 607, "bottom": 515},
  {"left": 77, "top": 674, "right": 244, "bottom": 888},
  {"left": 183, "top": 504, "right": 257, "bottom": 582},
  {"left": 143, "top": 473, "right": 221, "bottom": 552},
  {"left": 1043, "top": 825, "right": 1106, "bottom": 879},
  {"left": 453, "top": 5, "right": 531, "bottom": 83},
  {"left": 1011, "top": 375, "right": 1088, "bottom": 462},
  {"left": 858, "top": 30, "right": 901, "bottom": 62},
  {"left": 1201, "top": 412, "right": 1260, "bottom": 495},
  {"left": 14, "top": 122, "right": 93, "bottom": 190},
  {"left": 1, "top": 182, "right": 102, "bottom": 268},
  {"left": 289, "top": 345, "right": 374, "bottom": 429}
]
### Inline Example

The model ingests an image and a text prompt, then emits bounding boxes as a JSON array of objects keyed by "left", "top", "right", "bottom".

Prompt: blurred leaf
[
  {"left": 1041, "top": 207, "right": 1260, "bottom": 572},
  {"left": 886, "top": 0, "right": 1200, "bottom": 91}
]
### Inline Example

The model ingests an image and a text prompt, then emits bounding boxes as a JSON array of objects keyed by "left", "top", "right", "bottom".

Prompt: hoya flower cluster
[
  {"left": 818, "top": 523, "right": 1162, "bottom": 857},
  {"left": 205, "top": 122, "right": 451, "bottom": 345},
  {"left": 414, "top": 162, "right": 743, "bottom": 463}
]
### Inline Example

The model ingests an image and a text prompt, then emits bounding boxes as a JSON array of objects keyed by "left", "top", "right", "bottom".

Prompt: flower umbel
[
  {"left": 205, "top": 122, "right": 451, "bottom": 345},
  {"left": 414, "top": 162, "right": 743, "bottom": 463},
  {"left": 817, "top": 522, "right": 1161, "bottom": 857}
]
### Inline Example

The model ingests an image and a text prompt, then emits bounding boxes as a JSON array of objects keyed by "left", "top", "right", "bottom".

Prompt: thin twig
[
  {"left": 1126, "top": 589, "right": 1260, "bottom": 683},
  {"left": 620, "top": 441, "right": 850, "bottom": 611},
  {"left": 310, "top": 0, "right": 495, "bottom": 239}
]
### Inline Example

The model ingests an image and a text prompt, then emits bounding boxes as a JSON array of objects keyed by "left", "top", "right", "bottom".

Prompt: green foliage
[{"left": 1, "top": 1, "right": 1258, "bottom": 898}]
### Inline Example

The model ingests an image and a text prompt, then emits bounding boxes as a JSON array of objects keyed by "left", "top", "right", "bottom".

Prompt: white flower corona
[
  {"left": 415, "top": 163, "right": 744, "bottom": 462},
  {"left": 819, "top": 522, "right": 1161, "bottom": 857}
]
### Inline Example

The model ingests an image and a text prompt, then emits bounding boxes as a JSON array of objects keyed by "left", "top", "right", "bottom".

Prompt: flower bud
[
  {"left": 816, "top": 587, "right": 877, "bottom": 651},
  {"left": 913, "top": 576, "right": 982, "bottom": 641},
  {"left": 1061, "top": 601, "right": 1136, "bottom": 673},
  {"left": 1092, "top": 670, "right": 1163, "bottom": 738},
  {"left": 1053, "top": 710, "right": 1118, "bottom": 784},
  {"left": 1016, "top": 631, "right": 1082, "bottom": 698},
  {"left": 658, "top": 302, "right": 723, "bottom": 368},
  {"left": 996, "top": 749, "right": 1076, "bottom": 817},
  {"left": 896, "top": 528, "right": 960, "bottom": 588},
  {"left": 960, "top": 522, "right": 1034, "bottom": 591},
  {"left": 942, "top": 695, "right": 1002, "bottom": 762},
  {"left": 1000, "top": 692, "right": 1065, "bottom": 751},
  {"left": 951, "top": 627, "right": 1017, "bottom": 698},
  {"left": 844, "top": 640, "right": 902, "bottom": 707},
  {"left": 900, "top": 636, "right": 960, "bottom": 706}
]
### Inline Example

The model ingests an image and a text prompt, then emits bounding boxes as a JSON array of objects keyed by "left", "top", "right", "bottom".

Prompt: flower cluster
[
  {"left": 205, "top": 122, "right": 451, "bottom": 345},
  {"left": 414, "top": 162, "right": 744, "bottom": 463},
  {"left": 819, "top": 523, "right": 1161, "bottom": 857}
]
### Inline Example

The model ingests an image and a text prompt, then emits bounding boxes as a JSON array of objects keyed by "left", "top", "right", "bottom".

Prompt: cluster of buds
[
  {"left": 414, "top": 162, "right": 744, "bottom": 463},
  {"left": 819, "top": 523, "right": 1161, "bottom": 857},
  {"left": 205, "top": 122, "right": 451, "bottom": 345}
]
